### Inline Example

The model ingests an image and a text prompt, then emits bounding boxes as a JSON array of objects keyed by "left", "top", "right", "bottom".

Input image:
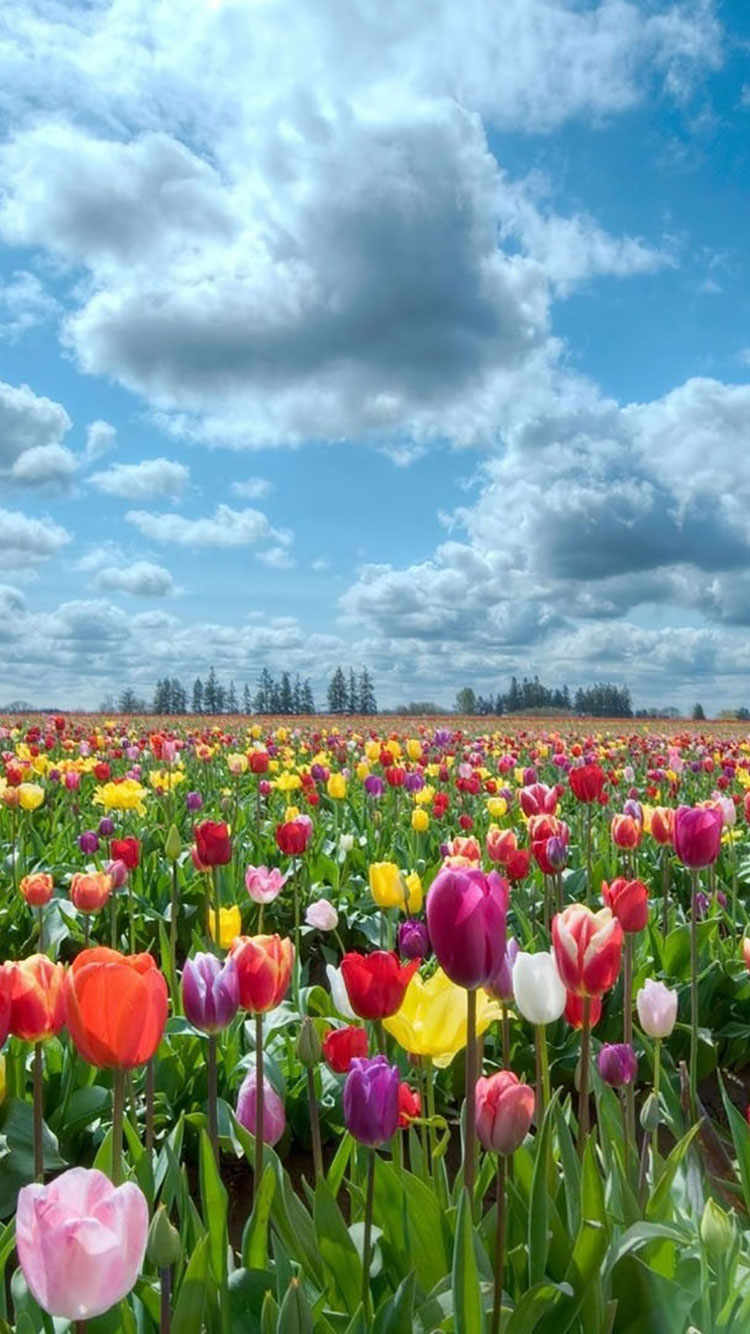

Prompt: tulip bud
[
  {"left": 147, "top": 1205, "right": 181, "bottom": 1268},
  {"left": 700, "top": 1199, "right": 734, "bottom": 1259},
  {"left": 640, "top": 1091, "right": 661, "bottom": 1132},
  {"left": 296, "top": 1016, "right": 322, "bottom": 1068},
  {"left": 165, "top": 824, "right": 182, "bottom": 861}
]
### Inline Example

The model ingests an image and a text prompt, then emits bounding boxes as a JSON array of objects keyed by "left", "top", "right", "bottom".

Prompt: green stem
[
  {"left": 661, "top": 846, "right": 670, "bottom": 937},
  {"left": 623, "top": 933, "right": 636, "bottom": 1175},
  {"left": 213, "top": 865, "right": 222, "bottom": 957},
  {"left": 110, "top": 891, "right": 117, "bottom": 949},
  {"left": 690, "top": 868, "right": 700, "bottom": 1121},
  {"left": 536, "top": 1025, "right": 550, "bottom": 1119},
  {"left": 307, "top": 1066, "right": 323, "bottom": 1182},
  {"left": 207, "top": 1034, "right": 219, "bottom": 1167},
  {"left": 33, "top": 1042, "right": 44, "bottom": 1181},
  {"left": 490, "top": 1155, "right": 507, "bottom": 1334},
  {"left": 112, "top": 1067, "right": 125, "bottom": 1186},
  {"left": 425, "top": 1057, "right": 437, "bottom": 1181},
  {"left": 586, "top": 803, "right": 593, "bottom": 906},
  {"left": 145, "top": 1057, "right": 155, "bottom": 1156},
  {"left": 464, "top": 988, "right": 478, "bottom": 1203},
  {"left": 362, "top": 1148, "right": 376, "bottom": 1323},
  {"left": 293, "top": 860, "right": 302, "bottom": 1013},
  {"left": 501, "top": 1004, "right": 510, "bottom": 1068},
  {"left": 170, "top": 859, "right": 179, "bottom": 1000},
  {"left": 37, "top": 906, "right": 44, "bottom": 951},
  {"left": 254, "top": 1012, "right": 264, "bottom": 1203},
  {"left": 577, "top": 997, "right": 592, "bottom": 1155},
  {"left": 128, "top": 877, "right": 135, "bottom": 953},
  {"left": 651, "top": 1039, "right": 662, "bottom": 1170},
  {"left": 160, "top": 1266, "right": 171, "bottom": 1334}
]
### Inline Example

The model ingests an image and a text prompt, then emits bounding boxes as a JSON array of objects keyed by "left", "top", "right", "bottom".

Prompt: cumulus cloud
[
  {"left": 0, "top": 507, "right": 71, "bottom": 569},
  {"left": 93, "top": 560, "right": 176, "bottom": 597},
  {"left": 84, "top": 420, "right": 116, "bottom": 462},
  {"left": 0, "top": 379, "right": 71, "bottom": 468},
  {"left": 231, "top": 477, "right": 273, "bottom": 500},
  {"left": 125, "top": 503, "right": 290, "bottom": 549},
  {"left": 89, "top": 457, "right": 190, "bottom": 500},
  {"left": 0, "top": 270, "right": 58, "bottom": 339}
]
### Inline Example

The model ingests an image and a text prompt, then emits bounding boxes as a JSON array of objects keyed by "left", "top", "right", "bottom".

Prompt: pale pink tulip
[{"left": 244, "top": 865, "right": 287, "bottom": 904}]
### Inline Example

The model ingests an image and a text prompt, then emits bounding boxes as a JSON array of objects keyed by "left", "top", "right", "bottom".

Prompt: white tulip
[
  {"left": 636, "top": 978, "right": 678, "bottom": 1038},
  {"left": 512, "top": 950, "right": 566, "bottom": 1025},
  {"left": 326, "top": 963, "right": 357, "bottom": 1020}
]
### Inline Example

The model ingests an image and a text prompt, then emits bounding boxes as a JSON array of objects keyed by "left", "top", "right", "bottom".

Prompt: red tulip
[
  {"left": 519, "top": 784, "right": 558, "bottom": 818},
  {"left": 340, "top": 951, "right": 418, "bottom": 1020},
  {"left": 610, "top": 815, "right": 641, "bottom": 850},
  {"left": 194, "top": 820, "right": 231, "bottom": 867},
  {"left": 564, "top": 991, "right": 602, "bottom": 1029},
  {"left": 602, "top": 877, "right": 649, "bottom": 933},
  {"left": 505, "top": 848, "right": 531, "bottom": 883},
  {"left": 397, "top": 1082, "right": 421, "bottom": 1128},
  {"left": 485, "top": 828, "right": 517, "bottom": 865},
  {"left": 569, "top": 764, "right": 605, "bottom": 803},
  {"left": 275, "top": 817, "right": 312, "bottom": 856},
  {"left": 649, "top": 807, "right": 674, "bottom": 845},
  {"left": 64, "top": 948, "right": 167, "bottom": 1069},
  {"left": 230, "top": 934, "right": 294, "bottom": 1012},
  {"left": 110, "top": 837, "right": 140, "bottom": 870},
  {"left": 552, "top": 905, "right": 622, "bottom": 998},
  {"left": 323, "top": 1025, "right": 368, "bottom": 1073}
]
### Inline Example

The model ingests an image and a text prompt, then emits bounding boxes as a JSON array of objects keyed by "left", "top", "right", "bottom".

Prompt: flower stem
[
  {"left": 661, "top": 846, "right": 670, "bottom": 937},
  {"left": 160, "top": 1266, "right": 171, "bottom": 1334},
  {"left": 207, "top": 1034, "right": 219, "bottom": 1167},
  {"left": 464, "top": 987, "right": 478, "bottom": 1203},
  {"left": 501, "top": 1004, "right": 510, "bottom": 1068},
  {"left": 112, "top": 1067, "right": 125, "bottom": 1186},
  {"left": 33, "top": 1041, "right": 44, "bottom": 1181},
  {"left": 490, "top": 1155, "right": 507, "bottom": 1334},
  {"left": 293, "top": 860, "right": 301, "bottom": 1013},
  {"left": 623, "top": 933, "right": 636, "bottom": 1173},
  {"left": 145, "top": 1057, "right": 155, "bottom": 1156},
  {"left": 307, "top": 1065, "right": 323, "bottom": 1182},
  {"left": 577, "top": 997, "right": 591, "bottom": 1154},
  {"left": 254, "top": 1011, "right": 264, "bottom": 1203},
  {"left": 212, "top": 865, "right": 222, "bottom": 957},
  {"left": 536, "top": 1025, "right": 550, "bottom": 1119},
  {"left": 651, "top": 1038, "right": 662, "bottom": 1170},
  {"left": 690, "top": 867, "right": 700, "bottom": 1121},
  {"left": 362, "top": 1147, "right": 376, "bottom": 1322},
  {"left": 169, "top": 859, "right": 179, "bottom": 1002},
  {"left": 586, "top": 803, "right": 593, "bottom": 906}
]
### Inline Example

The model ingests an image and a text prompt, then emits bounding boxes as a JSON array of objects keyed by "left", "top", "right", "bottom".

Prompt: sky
[{"left": 1, "top": 0, "right": 749, "bottom": 713}]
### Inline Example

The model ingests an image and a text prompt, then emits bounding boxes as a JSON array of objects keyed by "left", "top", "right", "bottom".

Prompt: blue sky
[{"left": 1, "top": 0, "right": 749, "bottom": 712}]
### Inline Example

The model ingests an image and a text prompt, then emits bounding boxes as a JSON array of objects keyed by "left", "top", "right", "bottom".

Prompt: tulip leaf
[
  {"left": 242, "top": 1163, "right": 276, "bottom": 1270},
  {"left": 260, "top": 1289, "right": 280, "bottom": 1334},
  {"left": 313, "top": 1177, "right": 363, "bottom": 1314},
  {"left": 553, "top": 1105, "right": 580, "bottom": 1237},
  {"left": 326, "top": 1131, "right": 354, "bottom": 1198},
  {"left": 646, "top": 1123, "right": 701, "bottom": 1222},
  {"left": 172, "top": 1234, "right": 210, "bottom": 1334},
  {"left": 580, "top": 1135, "right": 606, "bottom": 1229},
  {"left": 199, "top": 1129, "right": 228, "bottom": 1291},
  {"left": 452, "top": 1190, "right": 486, "bottom": 1334},
  {"left": 227, "top": 1267, "right": 276, "bottom": 1329},
  {"left": 372, "top": 1270, "right": 416, "bottom": 1334},
  {"left": 528, "top": 1094, "right": 559, "bottom": 1286},
  {"left": 504, "top": 1281, "right": 573, "bottom": 1334},
  {"left": 720, "top": 1075, "right": 750, "bottom": 1214},
  {"left": 536, "top": 1220, "right": 607, "bottom": 1334},
  {"left": 277, "top": 1276, "right": 314, "bottom": 1334},
  {"left": 0, "top": 1098, "right": 64, "bottom": 1218},
  {"left": 270, "top": 1155, "right": 326, "bottom": 1287}
]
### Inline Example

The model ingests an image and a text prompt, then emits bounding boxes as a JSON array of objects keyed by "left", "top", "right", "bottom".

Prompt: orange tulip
[
  {"left": 19, "top": 873, "right": 54, "bottom": 907},
  {"left": 8, "top": 956, "right": 66, "bottom": 1042},
  {"left": 70, "top": 872, "right": 112, "bottom": 914},
  {"left": 63, "top": 947, "right": 168, "bottom": 1069},
  {"left": 649, "top": 807, "right": 674, "bottom": 846},
  {"left": 230, "top": 935, "right": 294, "bottom": 1013}
]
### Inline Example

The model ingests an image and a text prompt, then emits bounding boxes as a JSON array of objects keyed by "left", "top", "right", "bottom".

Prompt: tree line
[
  {"left": 455, "top": 676, "right": 634, "bottom": 718},
  {"left": 113, "top": 665, "right": 377, "bottom": 715}
]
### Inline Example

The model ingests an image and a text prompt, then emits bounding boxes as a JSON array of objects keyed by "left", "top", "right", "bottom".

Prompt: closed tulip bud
[
  {"left": 397, "top": 918, "right": 430, "bottom": 960},
  {"left": 97, "top": 817, "right": 115, "bottom": 837},
  {"left": 236, "top": 1070, "right": 286, "bottom": 1145},
  {"left": 305, "top": 898, "right": 338, "bottom": 931},
  {"left": 411, "top": 807, "right": 429, "bottom": 833},
  {"left": 700, "top": 1199, "right": 734, "bottom": 1259},
  {"left": 512, "top": 950, "right": 566, "bottom": 1025},
  {"left": 343, "top": 1055, "right": 400, "bottom": 1147},
  {"left": 104, "top": 858, "right": 129, "bottom": 890},
  {"left": 602, "top": 877, "right": 649, "bottom": 933},
  {"left": 636, "top": 978, "right": 678, "bottom": 1038},
  {"left": 296, "top": 1016, "right": 322, "bottom": 1067},
  {"left": 475, "top": 1071, "right": 535, "bottom": 1154},
  {"left": 569, "top": 764, "right": 605, "bottom": 803},
  {"left": 369, "top": 861, "right": 404, "bottom": 909},
  {"left": 194, "top": 820, "right": 232, "bottom": 867},
  {"left": 70, "top": 871, "right": 112, "bottom": 914},
  {"left": 147, "top": 1205, "right": 181, "bottom": 1269},
  {"left": 426, "top": 867, "right": 508, "bottom": 990},
  {"left": 597, "top": 1043, "right": 638, "bottom": 1087},
  {"left": 640, "top": 1091, "right": 661, "bottom": 1132},
  {"left": 165, "top": 824, "right": 182, "bottom": 861},
  {"left": 78, "top": 831, "right": 99, "bottom": 855}
]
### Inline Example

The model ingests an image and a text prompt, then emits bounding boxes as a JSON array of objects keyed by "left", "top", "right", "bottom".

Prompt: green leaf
[
  {"left": 580, "top": 1135, "right": 606, "bottom": 1228},
  {"left": 505, "top": 1281, "right": 573, "bottom": 1334},
  {"left": 0, "top": 1098, "right": 64, "bottom": 1217},
  {"left": 314, "top": 1176, "right": 363, "bottom": 1314},
  {"left": 242, "top": 1164, "right": 276, "bottom": 1270},
  {"left": 646, "top": 1123, "right": 701, "bottom": 1222},
  {"left": 720, "top": 1076, "right": 750, "bottom": 1214},
  {"left": 277, "top": 1276, "right": 314, "bottom": 1334},
  {"left": 528, "top": 1094, "right": 557, "bottom": 1286},
  {"left": 553, "top": 1106, "right": 580, "bottom": 1238},
  {"left": 172, "top": 1234, "right": 210, "bottom": 1334},
  {"left": 372, "top": 1271, "right": 416, "bottom": 1334},
  {"left": 49, "top": 1083, "right": 109, "bottom": 1137},
  {"left": 452, "top": 1190, "right": 485, "bottom": 1334},
  {"left": 260, "top": 1289, "right": 280, "bottom": 1334},
  {"left": 326, "top": 1131, "right": 354, "bottom": 1197},
  {"left": 604, "top": 1221, "right": 693, "bottom": 1279},
  {"left": 537, "top": 1220, "right": 607, "bottom": 1334},
  {"left": 199, "top": 1129, "right": 228, "bottom": 1292},
  {"left": 227, "top": 1267, "right": 276, "bottom": 1331}
]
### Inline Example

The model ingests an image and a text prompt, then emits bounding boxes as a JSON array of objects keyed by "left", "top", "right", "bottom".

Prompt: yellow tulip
[
  {"left": 327, "top": 773, "right": 347, "bottom": 800},
  {"left": 227, "top": 752, "right": 249, "bottom": 775},
  {"left": 384, "top": 969, "right": 502, "bottom": 1066},
  {"left": 17, "top": 783, "right": 45, "bottom": 812},
  {"left": 356, "top": 761, "right": 370, "bottom": 781},
  {"left": 486, "top": 797, "right": 507, "bottom": 820},
  {"left": 411, "top": 807, "right": 429, "bottom": 834},
  {"left": 275, "top": 771, "right": 301, "bottom": 792},
  {"left": 406, "top": 739, "right": 422, "bottom": 760},
  {"left": 94, "top": 779, "right": 148, "bottom": 815},
  {"left": 207, "top": 904, "right": 242, "bottom": 949},
  {"left": 369, "top": 861, "right": 404, "bottom": 909},
  {"left": 285, "top": 805, "right": 301, "bottom": 822},
  {"left": 365, "top": 740, "right": 380, "bottom": 762},
  {"left": 404, "top": 872, "right": 423, "bottom": 913}
]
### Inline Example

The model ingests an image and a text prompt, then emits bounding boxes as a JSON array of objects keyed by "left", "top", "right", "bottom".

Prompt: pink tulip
[
  {"left": 16, "top": 1167, "right": 148, "bottom": 1320},
  {"left": 305, "top": 899, "right": 339, "bottom": 931},
  {"left": 673, "top": 804, "right": 723, "bottom": 869},
  {"left": 476, "top": 1071, "right": 535, "bottom": 1154},
  {"left": 244, "top": 865, "right": 287, "bottom": 904},
  {"left": 236, "top": 1069, "right": 286, "bottom": 1145}
]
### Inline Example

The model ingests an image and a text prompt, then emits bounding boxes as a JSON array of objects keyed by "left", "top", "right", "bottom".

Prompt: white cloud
[
  {"left": 0, "top": 379, "right": 71, "bottom": 468},
  {"left": 11, "top": 443, "right": 77, "bottom": 489},
  {"left": 93, "top": 560, "right": 176, "bottom": 597},
  {"left": 0, "top": 507, "right": 71, "bottom": 569},
  {"left": 89, "top": 457, "right": 190, "bottom": 500},
  {"left": 125, "top": 503, "right": 290, "bottom": 548},
  {"left": 84, "top": 420, "right": 116, "bottom": 462},
  {"left": 257, "top": 546, "right": 295, "bottom": 569},
  {"left": 231, "top": 477, "right": 273, "bottom": 500},
  {"left": 0, "top": 270, "right": 58, "bottom": 340}
]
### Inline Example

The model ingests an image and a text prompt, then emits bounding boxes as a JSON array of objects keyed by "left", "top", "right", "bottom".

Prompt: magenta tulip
[
  {"left": 343, "top": 1055, "right": 400, "bottom": 1147},
  {"left": 426, "top": 867, "right": 508, "bottom": 989},
  {"left": 673, "top": 805, "right": 723, "bottom": 869},
  {"left": 16, "top": 1167, "right": 148, "bottom": 1320},
  {"left": 236, "top": 1069, "right": 286, "bottom": 1145}
]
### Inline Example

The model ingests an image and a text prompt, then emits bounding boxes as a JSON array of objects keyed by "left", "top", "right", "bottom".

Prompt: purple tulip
[
  {"left": 343, "top": 1056, "right": 400, "bottom": 1147},
  {"left": 545, "top": 836, "right": 568, "bottom": 872},
  {"left": 597, "top": 1043, "right": 638, "bottom": 1088},
  {"left": 364, "top": 776, "right": 384, "bottom": 798},
  {"left": 426, "top": 867, "right": 508, "bottom": 990},
  {"left": 182, "top": 953, "right": 239, "bottom": 1034},
  {"left": 105, "top": 858, "right": 129, "bottom": 890},
  {"left": 623, "top": 799, "right": 642, "bottom": 823},
  {"left": 433, "top": 728, "right": 451, "bottom": 747},
  {"left": 236, "top": 1070, "right": 286, "bottom": 1145},
  {"left": 98, "top": 817, "right": 115, "bottom": 838},
  {"left": 310, "top": 763, "right": 329, "bottom": 782},
  {"left": 487, "top": 936, "right": 519, "bottom": 1003},
  {"left": 78, "top": 831, "right": 99, "bottom": 855},
  {"left": 185, "top": 791, "right": 204, "bottom": 812},
  {"left": 398, "top": 918, "right": 431, "bottom": 960},
  {"left": 523, "top": 767, "right": 537, "bottom": 785},
  {"left": 673, "top": 805, "right": 723, "bottom": 870},
  {"left": 404, "top": 772, "right": 424, "bottom": 794}
]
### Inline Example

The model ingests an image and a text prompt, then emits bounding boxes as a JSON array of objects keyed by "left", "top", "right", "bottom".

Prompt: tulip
[
  {"left": 597, "top": 1043, "right": 638, "bottom": 1088},
  {"left": 305, "top": 899, "right": 338, "bottom": 931},
  {"left": 18, "top": 783, "right": 44, "bottom": 811},
  {"left": 476, "top": 1071, "right": 535, "bottom": 1155},
  {"left": 70, "top": 871, "right": 112, "bottom": 915},
  {"left": 185, "top": 790, "right": 203, "bottom": 811},
  {"left": 341, "top": 951, "right": 418, "bottom": 1021},
  {"left": 602, "top": 878, "right": 649, "bottom": 933},
  {"left": 64, "top": 947, "right": 168, "bottom": 1070},
  {"left": 673, "top": 804, "right": 723, "bottom": 869},
  {"left": 426, "top": 867, "right": 508, "bottom": 991},
  {"left": 244, "top": 865, "right": 287, "bottom": 904},
  {"left": 552, "top": 905, "right": 623, "bottom": 998},
  {"left": 519, "top": 783, "right": 558, "bottom": 817},
  {"left": 327, "top": 963, "right": 358, "bottom": 1020},
  {"left": 194, "top": 820, "right": 231, "bottom": 867},
  {"left": 564, "top": 992, "right": 602, "bottom": 1030},
  {"left": 505, "top": 848, "right": 531, "bottom": 883},
  {"left": 569, "top": 764, "right": 605, "bottom": 803},
  {"left": 369, "top": 861, "right": 404, "bottom": 909},
  {"left": 323, "top": 1025, "right": 368, "bottom": 1073},
  {"left": 411, "top": 807, "right": 429, "bottom": 833},
  {"left": 486, "top": 937, "right": 520, "bottom": 1005},
  {"left": 98, "top": 817, "right": 115, "bottom": 837},
  {"left": 230, "top": 934, "right": 294, "bottom": 1013},
  {"left": 16, "top": 1168, "right": 148, "bottom": 1320},
  {"left": 611, "top": 815, "right": 642, "bottom": 850},
  {"left": 182, "top": 952, "right": 239, "bottom": 1033},
  {"left": 276, "top": 817, "right": 312, "bottom": 856},
  {"left": 207, "top": 904, "right": 242, "bottom": 949},
  {"left": 649, "top": 807, "right": 674, "bottom": 846},
  {"left": 8, "top": 956, "right": 66, "bottom": 1042},
  {"left": 397, "top": 918, "right": 430, "bottom": 960},
  {"left": 512, "top": 951, "right": 566, "bottom": 1026},
  {"left": 78, "top": 831, "right": 100, "bottom": 855},
  {"left": 486, "top": 827, "right": 517, "bottom": 865},
  {"left": 397, "top": 1082, "right": 421, "bottom": 1128},
  {"left": 19, "top": 872, "right": 53, "bottom": 908},
  {"left": 0, "top": 966, "right": 11, "bottom": 1048},
  {"left": 384, "top": 967, "right": 501, "bottom": 1066},
  {"left": 636, "top": 979, "right": 678, "bottom": 1038},
  {"left": 236, "top": 1069, "right": 286, "bottom": 1145},
  {"left": 110, "top": 837, "right": 140, "bottom": 869},
  {"left": 343, "top": 1055, "right": 400, "bottom": 1147}
]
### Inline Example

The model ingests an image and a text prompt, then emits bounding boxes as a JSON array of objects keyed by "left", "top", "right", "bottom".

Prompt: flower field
[{"left": 3, "top": 713, "right": 750, "bottom": 1332}]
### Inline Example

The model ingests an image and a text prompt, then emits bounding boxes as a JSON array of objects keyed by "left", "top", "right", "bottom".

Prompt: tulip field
[{"left": 4, "top": 715, "right": 750, "bottom": 1333}]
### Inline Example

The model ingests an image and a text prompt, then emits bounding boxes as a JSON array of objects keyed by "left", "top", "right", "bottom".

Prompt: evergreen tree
[
  {"left": 279, "top": 671, "right": 294, "bottom": 714},
  {"left": 254, "top": 668, "right": 274, "bottom": 714},
  {"left": 215, "top": 682, "right": 227, "bottom": 714},
  {"left": 692, "top": 702, "right": 706, "bottom": 721},
  {"left": 269, "top": 679, "right": 281, "bottom": 713},
  {"left": 455, "top": 687, "right": 477, "bottom": 715},
  {"left": 359, "top": 668, "right": 377, "bottom": 715},
  {"left": 192, "top": 678, "right": 204, "bottom": 714},
  {"left": 327, "top": 667, "right": 348, "bottom": 714},
  {"left": 227, "top": 680, "right": 238, "bottom": 713},
  {"left": 204, "top": 667, "right": 218, "bottom": 715},
  {"left": 347, "top": 668, "right": 359, "bottom": 714},
  {"left": 301, "top": 678, "right": 315, "bottom": 714},
  {"left": 118, "top": 687, "right": 147, "bottom": 713},
  {"left": 243, "top": 682, "right": 252, "bottom": 714},
  {"left": 292, "top": 676, "right": 303, "bottom": 714}
]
